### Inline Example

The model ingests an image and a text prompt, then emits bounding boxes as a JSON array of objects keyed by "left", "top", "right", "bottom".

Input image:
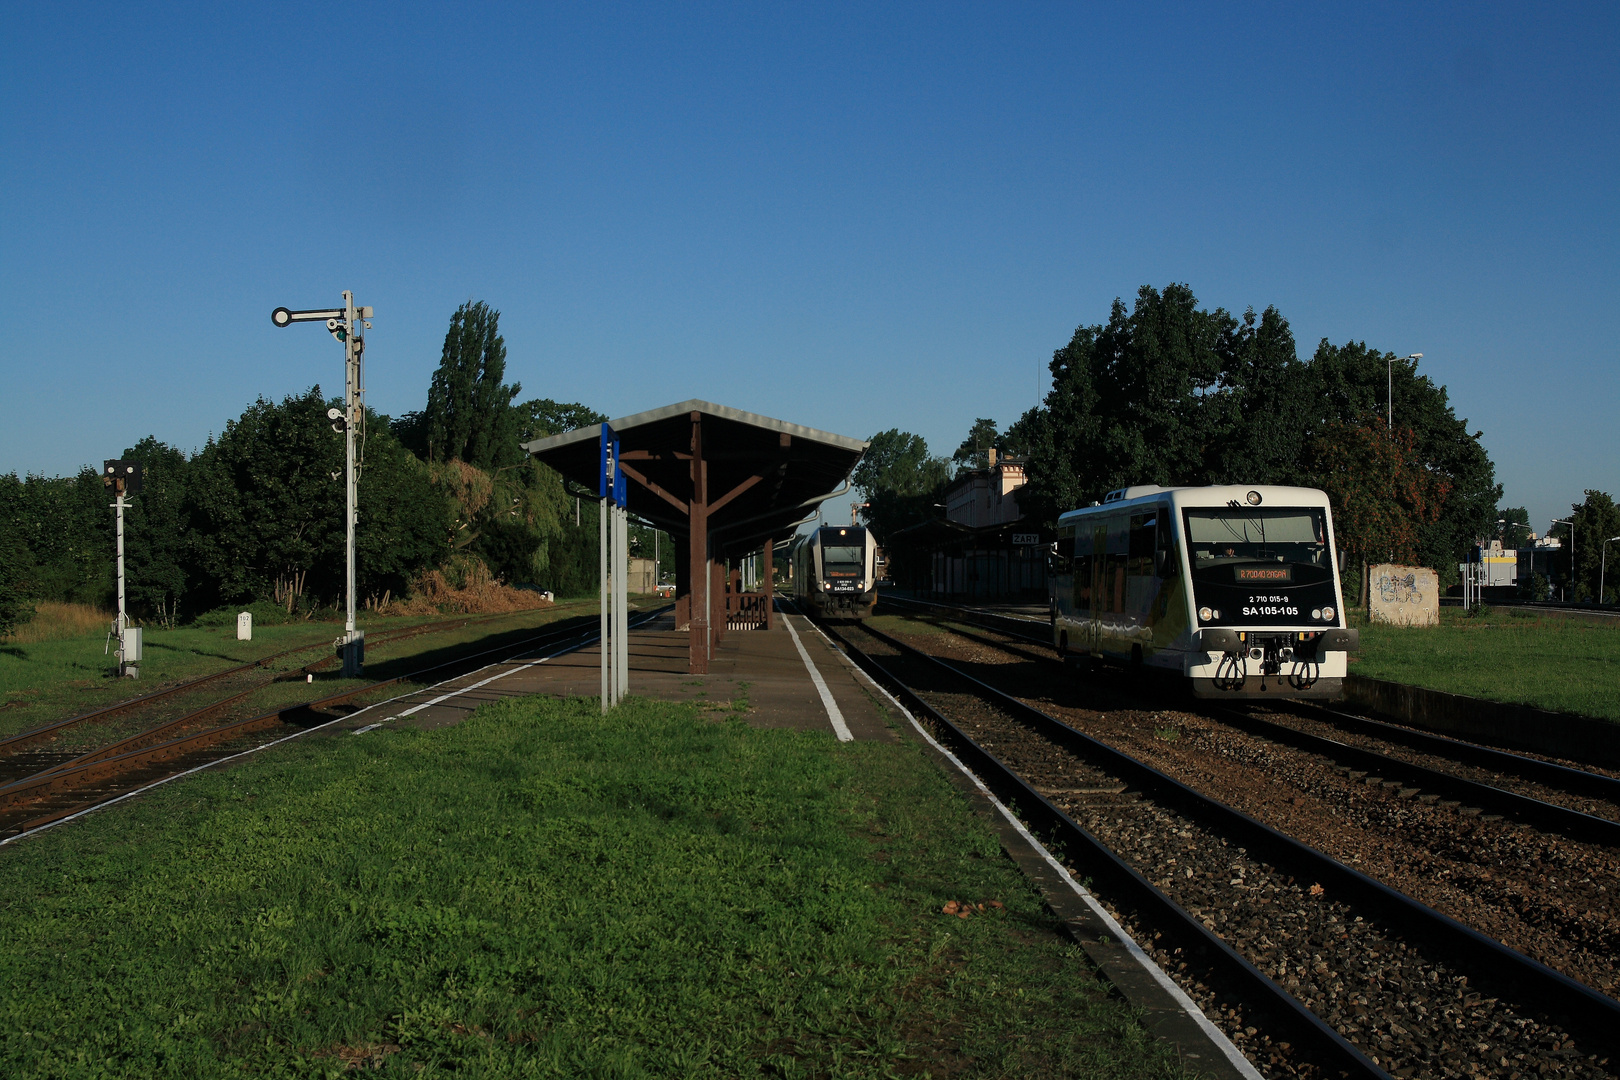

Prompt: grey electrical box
[{"left": 121, "top": 626, "right": 142, "bottom": 662}]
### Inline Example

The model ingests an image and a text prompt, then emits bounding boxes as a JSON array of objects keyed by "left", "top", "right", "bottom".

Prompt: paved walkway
[{"left": 375, "top": 607, "right": 894, "bottom": 742}]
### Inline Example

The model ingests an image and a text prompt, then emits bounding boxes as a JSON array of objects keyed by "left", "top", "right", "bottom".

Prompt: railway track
[
  {"left": 824, "top": 607, "right": 1620, "bottom": 1078},
  {"left": 880, "top": 594, "right": 1620, "bottom": 833},
  {"left": 0, "top": 603, "right": 654, "bottom": 843},
  {"left": 0, "top": 604, "right": 592, "bottom": 759}
]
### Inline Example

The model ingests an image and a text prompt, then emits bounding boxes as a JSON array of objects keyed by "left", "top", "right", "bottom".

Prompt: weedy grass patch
[
  {"left": 0, "top": 695, "right": 1189, "bottom": 1079},
  {"left": 1350, "top": 608, "right": 1620, "bottom": 720}
]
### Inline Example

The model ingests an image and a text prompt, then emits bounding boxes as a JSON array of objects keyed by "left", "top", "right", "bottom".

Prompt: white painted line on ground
[
  {"left": 781, "top": 613, "right": 853, "bottom": 742},
  {"left": 798, "top": 616, "right": 1261, "bottom": 1080}
]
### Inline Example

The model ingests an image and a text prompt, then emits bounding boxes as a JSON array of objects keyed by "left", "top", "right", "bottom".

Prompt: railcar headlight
[
  {"left": 1311, "top": 608, "right": 1322, "bottom": 620},
  {"left": 1212, "top": 608, "right": 1221, "bottom": 620},
  {"left": 1322, "top": 606, "right": 1335, "bottom": 621},
  {"left": 1246, "top": 490, "right": 1263, "bottom": 506},
  {"left": 1199, "top": 606, "right": 1213, "bottom": 621}
]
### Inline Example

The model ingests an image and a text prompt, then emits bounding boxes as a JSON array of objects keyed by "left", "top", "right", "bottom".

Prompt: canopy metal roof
[{"left": 521, "top": 400, "right": 867, "bottom": 559}]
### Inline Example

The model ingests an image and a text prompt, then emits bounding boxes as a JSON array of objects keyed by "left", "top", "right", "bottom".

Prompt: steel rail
[
  {"left": 815, "top": 618, "right": 1390, "bottom": 1080},
  {"left": 1284, "top": 701, "right": 1620, "bottom": 804},
  {"left": 846, "top": 618, "right": 1620, "bottom": 1052},
  {"left": 0, "top": 606, "right": 588, "bottom": 756},
  {"left": 910, "top": 613, "right": 1620, "bottom": 848},
  {"left": 0, "top": 606, "right": 669, "bottom": 816},
  {"left": 878, "top": 593, "right": 1048, "bottom": 637},
  {"left": 887, "top": 595, "right": 1620, "bottom": 828},
  {"left": 1202, "top": 706, "right": 1620, "bottom": 848}
]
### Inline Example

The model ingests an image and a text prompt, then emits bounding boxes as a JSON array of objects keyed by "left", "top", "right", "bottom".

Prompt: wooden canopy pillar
[
  {"left": 763, "top": 538, "right": 774, "bottom": 629},
  {"left": 688, "top": 410, "right": 711, "bottom": 673}
]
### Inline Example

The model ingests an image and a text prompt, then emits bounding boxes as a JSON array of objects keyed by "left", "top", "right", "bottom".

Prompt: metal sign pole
[
  {"left": 600, "top": 422, "right": 617, "bottom": 712},
  {"left": 616, "top": 503, "right": 628, "bottom": 698},
  {"left": 612, "top": 432, "right": 628, "bottom": 701}
]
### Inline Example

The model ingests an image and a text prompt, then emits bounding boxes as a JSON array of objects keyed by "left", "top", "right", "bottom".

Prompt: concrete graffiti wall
[{"left": 1368, "top": 563, "right": 1439, "bottom": 627}]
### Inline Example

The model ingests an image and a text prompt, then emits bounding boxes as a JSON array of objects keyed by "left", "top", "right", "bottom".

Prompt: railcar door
[{"left": 1088, "top": 522, "right": 1108, "bottom": 653}]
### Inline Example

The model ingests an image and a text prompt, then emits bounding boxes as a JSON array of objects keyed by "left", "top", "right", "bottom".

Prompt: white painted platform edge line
[
  {"left": 0, "top": 632, "right": 604, "bottom": 848},
  {"left": 388, "top": 608, "right": 663, "bottom": 719},
  {"left": 853, "top": 670, "right": 1262, "bottom": 1080},
  {"left": 781, "top": 614, "right": 853, "bottom": 742}
]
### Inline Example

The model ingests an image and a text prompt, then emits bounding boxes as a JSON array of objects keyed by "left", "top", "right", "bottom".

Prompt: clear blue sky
[{"left": 2, "top": 2, "right": 1615, "bottom": 537}]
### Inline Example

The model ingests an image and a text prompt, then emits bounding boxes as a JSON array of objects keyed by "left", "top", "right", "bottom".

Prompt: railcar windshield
[
  {"left": 1184, "top": 508, "right": 1329, "bottom": 575},
  {"left": 822, "top": 544, "right": 864, "bottom": 578},
  {"left": 1183, "top": 507, "right": 1338, "bottom": 626}
]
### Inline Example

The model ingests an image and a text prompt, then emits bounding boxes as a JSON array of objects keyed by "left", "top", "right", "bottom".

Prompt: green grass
[
  {"left": 1350, "top": 607, "right": 1620, "bottom": 720},
  {"left": 0, "top": 696, "right": 1188, "bottom": 1079}
]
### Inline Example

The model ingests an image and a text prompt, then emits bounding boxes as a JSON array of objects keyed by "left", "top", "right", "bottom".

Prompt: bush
[{"left": 191, "top": 600, "right": 314, "bottom": 628}]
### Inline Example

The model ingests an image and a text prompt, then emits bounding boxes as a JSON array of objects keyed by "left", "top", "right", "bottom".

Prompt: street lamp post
[
  {"left": 271, "top": 294, "right": 373, "bottom": 677},
  {"left": 1389, "top": 353, "right": 1422, "bottom": 432},
  {"left": 1551, "top": 518, "right": 1576, "bottom": 602},
  {"left": 1601, "top": 536, "right": 1620, "bottom": 606}
]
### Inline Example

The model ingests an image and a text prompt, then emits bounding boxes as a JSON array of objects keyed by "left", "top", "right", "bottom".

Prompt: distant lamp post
[
  {"left": 1551, "top": 518, "right": 1576, "bottom": 601},
  {"left": 1389, "top": 353, "right": 1422, "bottom": 432},
  {"left": 1602, "top": 536, "right": 1620, "bottom": 606}
]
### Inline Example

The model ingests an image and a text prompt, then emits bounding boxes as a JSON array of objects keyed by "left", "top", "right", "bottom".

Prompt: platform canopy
[
  {"left": 521, "top": 400, "right": 867, "bottom": 672},
  {"left": 521, "top": 399, "right": 867, "bottom": 559}
]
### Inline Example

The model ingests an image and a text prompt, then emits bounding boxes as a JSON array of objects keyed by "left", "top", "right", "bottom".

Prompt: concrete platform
[{"left": 377, "top": 606, "right": 894, "bottom": 742}]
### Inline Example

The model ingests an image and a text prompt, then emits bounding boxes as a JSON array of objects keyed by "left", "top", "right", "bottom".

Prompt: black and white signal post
[
  {"left": 102, "top": 459, "right": 143, "bottom": 677},
  {"left": 271, "top": 292, "right": 372, "bottom": 677}
]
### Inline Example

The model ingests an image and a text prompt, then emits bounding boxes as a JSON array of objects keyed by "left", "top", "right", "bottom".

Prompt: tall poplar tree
[{"left": 424, "top": 301, "right": 523, "bottom": 470}]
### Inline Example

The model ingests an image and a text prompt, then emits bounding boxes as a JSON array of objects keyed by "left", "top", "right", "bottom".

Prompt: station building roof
[{"left": 521, "top": 399, "right": 867, "bottom": 560}]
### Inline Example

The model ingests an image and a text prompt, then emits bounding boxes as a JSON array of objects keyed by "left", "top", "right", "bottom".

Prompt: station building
[{"left": 893, "top": 450, "right": 1049, "bottom": 604}]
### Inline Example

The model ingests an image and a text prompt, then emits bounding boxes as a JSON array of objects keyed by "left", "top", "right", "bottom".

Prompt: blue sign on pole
[{"left": 599, "top": 423, "right": 626, "bottom": 508}]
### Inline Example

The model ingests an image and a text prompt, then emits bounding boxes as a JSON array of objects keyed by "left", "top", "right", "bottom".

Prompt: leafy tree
[
  {"left": 850, "top": 430, "right": 952, "bottom": 587},
  {"left": 186, "top": 389, "right": 346, "bottom": 611},
  {"left": 853, "top": 430, "right": 952, "bottom": 501},
  {"left": 1308, "top": 416, "right": 1450, "bottom": 577},
  {"left": 952, "top": 418, "right": 1003, "bottom": 474},
  {"left": 518, "top": 399, "right": 607, "bottom": 441},
  {"left": 119, "top": 437, "right": 191, "bottom": 625},
  {"left": 1020, "top": 284, "right": 1231, "bottom": 523},
  {"left": 1206, "top": 306, "right": 1313, "bottom": 486},
  {"left": 0, "top": 515, "right": 34, "bottom": 638},
  {"left": 1493, "top": 506, "right": 1530, "bottom": 547},
  {"left": 0, "top": 468, "right": 110, "bottom": 605},
  {"left": 1557, "top": 490, "right": 1620, "bottom": 603},
  {"left": 423, "top": 301, "right": 523, "bottom": 470},
  {"left": 1014, "top": 285, "right": 1498, "bottom": 588},
  {"left": 354, "top": 416, "right": 449, "bottom": 605},
  {"left": 1306, "top": 340, "right": 1499, "bottom": 579}
]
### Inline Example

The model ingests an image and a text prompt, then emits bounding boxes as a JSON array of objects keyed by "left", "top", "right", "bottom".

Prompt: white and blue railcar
[
  {"left": 791, "top": 525, "right": 878, "bottom": 620},
  {"left": 1048, "top": 485, "right": 1359, "bottom": 698}
]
